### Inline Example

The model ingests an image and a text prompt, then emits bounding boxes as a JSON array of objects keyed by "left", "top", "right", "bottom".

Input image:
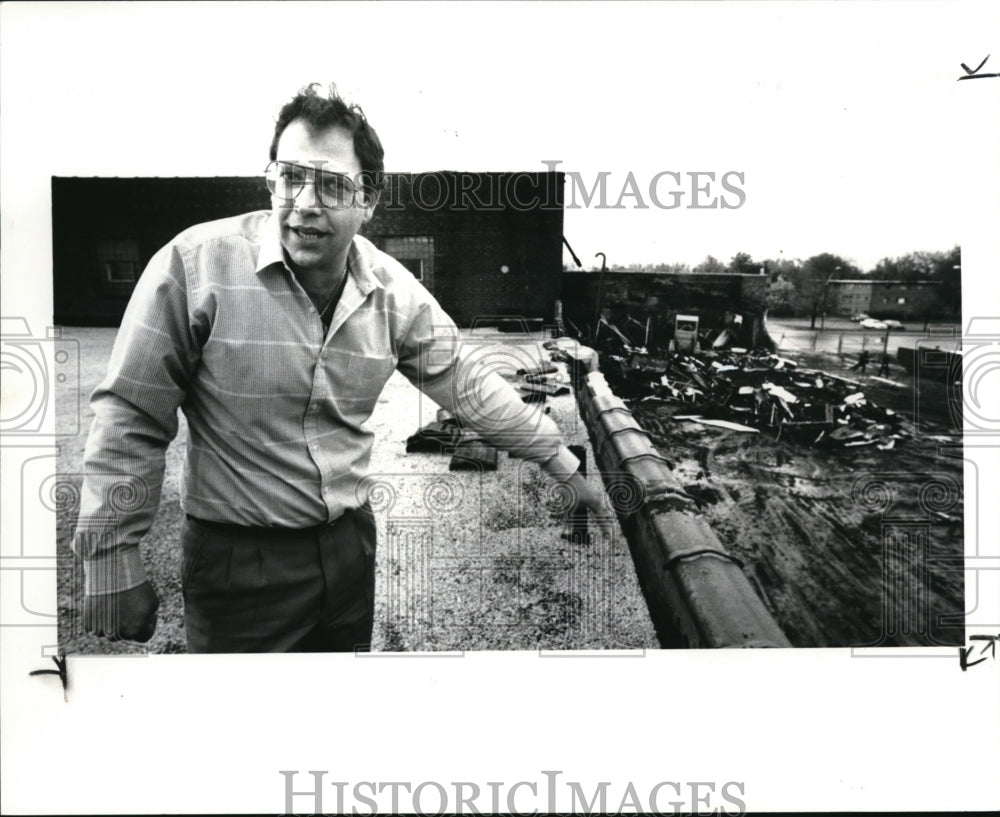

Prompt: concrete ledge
[{"left": 575, "top": 370, "right": 791, "bottom": 648}]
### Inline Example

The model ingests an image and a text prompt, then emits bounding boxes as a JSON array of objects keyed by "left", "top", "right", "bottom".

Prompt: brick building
[
  {"left": 52, "top": 172, "right": 564, "bottom": 326},
  {"left": 827, "top": 279, "right": 949, "bottom": 320}
]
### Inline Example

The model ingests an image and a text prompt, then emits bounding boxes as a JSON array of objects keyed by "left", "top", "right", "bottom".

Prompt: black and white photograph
[{"left": 2, "top": 1, "right": 998, "bottom": 814}]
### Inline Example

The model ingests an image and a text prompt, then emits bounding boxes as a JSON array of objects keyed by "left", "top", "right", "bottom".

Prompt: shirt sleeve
[
  {"left": 72, "top": 243, "right": 204, "bottom": 595},
  {"left": 394, "top": 291, "right": 580, "bottom": 481}
]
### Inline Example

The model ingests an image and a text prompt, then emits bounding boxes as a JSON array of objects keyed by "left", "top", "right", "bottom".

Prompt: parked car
[
  {"left": 859, "top": 318, "right": 888, "bottom": 330},
  {"left": 850, "top": 313, "right": 870, "bottom": 322},
  {"left": 881, "top": 319, "right": 906, "bottom": 330}
]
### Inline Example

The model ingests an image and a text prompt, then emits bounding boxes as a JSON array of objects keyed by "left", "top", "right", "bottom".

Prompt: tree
[
  {"left": 693, "top": 254, "right": 727, "bottom": 274},
  {"left": 728, "top": 251, "right": 759, "bottom": 275},
  {"left": 873, "top": 246, "right": 960, "bottom": 317},
  {"left": 873, "top": 252, "right": 936, "bottom": 281},
  {"left": 761, "top": 257, "right": 801, "bottom": 283},
  {"left": 932, "top": 246, "right": 961, "bottom": 316},
  {"left": 765, "top": 277, "right": 795, "bottom": 314},
  {"left": 651, "top": 261, "right": 692, "bottom": 273},
  {"left": 789, "top": 253, "right": 860, "bottom": 328}
]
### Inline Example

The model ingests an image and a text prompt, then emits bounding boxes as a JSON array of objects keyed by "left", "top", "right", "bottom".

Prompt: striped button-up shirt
[{"left": 73, "top": 211, "right": 579, "bottom": 595}]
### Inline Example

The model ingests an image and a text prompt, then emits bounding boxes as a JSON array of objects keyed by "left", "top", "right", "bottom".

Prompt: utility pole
[
  {"left": 820, "top": 265, "right": 841, "bottom": 331},
  {"left": 592, "top": 252, "right": 608, "bottom": 345}
]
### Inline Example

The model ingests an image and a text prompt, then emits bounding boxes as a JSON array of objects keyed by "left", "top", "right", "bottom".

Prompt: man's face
[{"left": 272, "top": 119, "right": 375, "bottom": 276}]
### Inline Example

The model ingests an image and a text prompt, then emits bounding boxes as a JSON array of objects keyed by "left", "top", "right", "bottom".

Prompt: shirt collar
[
  {"left": 346, "top": 233, "right": 385, "bottom": 294},
  {"left": 255, "top": 213, "right": 287, "bottom": 274},
  {"left": 255, "top": 212, "right": 384, "bottom": 293}
]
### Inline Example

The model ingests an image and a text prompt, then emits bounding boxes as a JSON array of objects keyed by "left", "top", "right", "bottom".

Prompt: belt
[{"left": 185, "top": 513, "right": 336, "bottom": 539}]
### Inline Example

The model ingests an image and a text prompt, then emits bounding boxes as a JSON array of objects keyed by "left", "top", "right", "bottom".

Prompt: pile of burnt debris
[
  {"left": 601, "top": 347, "right": 908, "bottom": 450},
  {"left": 405, "top": 361, "right": 569, "bottom": 469},
  {"left": 504, "top": 361, "right": 572, "bottom": 403}
]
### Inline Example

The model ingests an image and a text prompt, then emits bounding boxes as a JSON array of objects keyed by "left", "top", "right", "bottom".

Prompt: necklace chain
[
  {"left": 318, "top": 289, "right": 338, "bottom": 321},
  {"left": 315, "top": 263, "right": 349, "bottom": 324}
]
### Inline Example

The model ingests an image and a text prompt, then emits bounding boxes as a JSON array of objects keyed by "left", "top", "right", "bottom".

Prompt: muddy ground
[{"left": 622, "top": 350, "right": 965, "bottom": 648}]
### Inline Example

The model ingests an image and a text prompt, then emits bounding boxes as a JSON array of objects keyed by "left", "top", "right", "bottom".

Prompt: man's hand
[
  {"left": 563, "top": 472, "right": 616, "bottom": 539},
  {"left": 83, "top": 581, "right": 160, "bottom": 643}
]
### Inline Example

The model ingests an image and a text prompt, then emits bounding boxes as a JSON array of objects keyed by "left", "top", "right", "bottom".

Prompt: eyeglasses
[{"left": 264, "top": 161, "right": 375, "bottom": 209}]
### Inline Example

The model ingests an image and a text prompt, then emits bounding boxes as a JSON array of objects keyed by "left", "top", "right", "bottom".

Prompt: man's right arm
[{"left": 72, "top": 243, "right": 205, "bottom": 638}]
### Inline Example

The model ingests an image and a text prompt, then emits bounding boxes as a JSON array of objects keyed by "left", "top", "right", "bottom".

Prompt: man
[
  {"left": 73, "top": 83, "right": 606, "bottom": 652},
  {"left": 877, "top": 353, "right": 891, "bottom": 377},
  {"left": 850, "top": 349, "right": 871, "bottom": 373}
]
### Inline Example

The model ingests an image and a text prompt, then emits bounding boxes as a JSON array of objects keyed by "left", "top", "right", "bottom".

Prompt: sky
[{"left": 1, "top": 0, "right": 996, "bottom": 286}]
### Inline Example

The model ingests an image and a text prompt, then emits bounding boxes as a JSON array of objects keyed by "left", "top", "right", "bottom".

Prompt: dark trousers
[{"left": 180, "top": 505, "right": 376, "bottom": 653}]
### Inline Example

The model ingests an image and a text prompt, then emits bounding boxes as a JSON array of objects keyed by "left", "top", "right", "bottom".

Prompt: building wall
[
  {"left": 365, "top": 172, "right": 564, "bottom": 325},
  {"left": 560, "top": 271, "right": 770, "bottom": 348},
  {"left": 828, "top": 279, "right": 949, "bottom": 320},
  {"left": 868, "top": 281, "right": 943, "bottom": 319},
  {"left": 828, "top": 280, "right": 873, "bottom": 316},
  {"left": 52, "top": 173, "right": 564, "bottom": 327},
  {"left": 52, "top": 177, "right": 271, "bottom": 326}
]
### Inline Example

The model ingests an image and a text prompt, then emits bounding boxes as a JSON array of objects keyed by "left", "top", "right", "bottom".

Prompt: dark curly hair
[{"left": 270, "top": 83, "right": 385, "bottom": 194}]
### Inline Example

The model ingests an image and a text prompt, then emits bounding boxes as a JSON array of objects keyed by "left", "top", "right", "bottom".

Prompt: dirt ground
[
  {"left": 55, "top": 327, "right": 658, "bottom": 654},
  {"left": 624, "top": 349, "right": 965, "bottom": 648}
]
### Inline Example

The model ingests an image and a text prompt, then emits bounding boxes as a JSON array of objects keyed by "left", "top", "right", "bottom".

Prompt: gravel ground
[{"left": 56, "top": 327, "right": 658, "bottom": 654}]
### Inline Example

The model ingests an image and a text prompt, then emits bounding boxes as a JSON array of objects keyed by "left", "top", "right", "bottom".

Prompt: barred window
[
  {"left": 384, "top": 236, "right": 434, "bottom": 282},
  {"left": 96, "top": 239, "right": 139, "bottom": 283}
]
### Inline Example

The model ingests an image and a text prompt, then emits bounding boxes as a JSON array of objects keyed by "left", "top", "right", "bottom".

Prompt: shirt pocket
[{"left": 336, "top": 353, "right": 397, "bottom": 419}]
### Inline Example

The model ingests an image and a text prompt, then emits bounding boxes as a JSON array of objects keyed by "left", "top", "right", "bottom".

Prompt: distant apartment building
[{"left": 827, "top": 279, "right": 951, "bottom": 320}]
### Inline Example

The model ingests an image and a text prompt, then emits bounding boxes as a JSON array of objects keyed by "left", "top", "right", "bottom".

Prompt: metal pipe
[{"left": 562, "top": 235, "right": 583, "bottom": 268}]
